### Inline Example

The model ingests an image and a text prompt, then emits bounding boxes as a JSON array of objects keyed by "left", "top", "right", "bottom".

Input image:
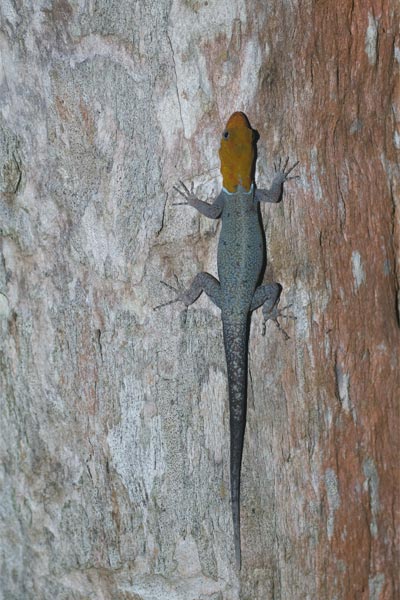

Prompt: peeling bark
[{"left": 0, "top": 1, "right": 399, "bottom": 599}]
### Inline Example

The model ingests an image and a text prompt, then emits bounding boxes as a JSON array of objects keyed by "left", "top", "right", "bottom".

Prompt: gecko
[{"left": 156, "top": 112, "right": 298, "bottom": 569}]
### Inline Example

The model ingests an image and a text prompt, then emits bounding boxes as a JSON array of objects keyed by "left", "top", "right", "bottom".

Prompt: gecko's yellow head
[{"left": 219, "top": 112, "right": 256, "bottom": 193}]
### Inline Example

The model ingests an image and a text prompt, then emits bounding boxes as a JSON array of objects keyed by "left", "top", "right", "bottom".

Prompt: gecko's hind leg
[
  {"left": 251, "top": 282, "right": 282, "bottom": 313},
  {"left": 154, "top": 272, "right": 222, "bottom": 315},
  {"left": 251, "top": 282, "right": 295, "bottom": 339},
  {"left": 180, "top": 272, "right": 222, "bottom": 308}
]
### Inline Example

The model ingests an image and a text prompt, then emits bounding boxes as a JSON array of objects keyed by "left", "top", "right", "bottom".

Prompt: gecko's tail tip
[{"left": 234, "top": 531, "right": 241, "bottom": 570}]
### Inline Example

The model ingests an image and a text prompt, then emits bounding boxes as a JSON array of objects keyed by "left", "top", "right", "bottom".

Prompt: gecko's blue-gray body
[
  {"left": 169, "top": 150, "right": 296, "bottom": 568},
  {"left": 218, "top": 187, "right": 264, "bottom": 316}
]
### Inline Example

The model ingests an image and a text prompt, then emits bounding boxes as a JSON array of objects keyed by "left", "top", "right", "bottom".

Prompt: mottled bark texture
[{"left": 0, "top": 1, "right": 399, "bottom": 599}]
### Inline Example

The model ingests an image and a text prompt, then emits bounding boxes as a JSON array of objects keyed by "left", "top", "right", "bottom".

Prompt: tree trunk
[{"left": 1, "top": 1, "right": 398, "bottom": 599}]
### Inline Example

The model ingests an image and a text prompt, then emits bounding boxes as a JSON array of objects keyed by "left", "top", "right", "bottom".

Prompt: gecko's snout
[{"left": 225, "top": 111, "right": 252, "bottom": 130}]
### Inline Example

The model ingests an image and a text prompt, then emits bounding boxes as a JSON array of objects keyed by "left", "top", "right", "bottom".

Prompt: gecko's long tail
[{"left": 222, "top": 315, "right": 249, "bottom": 570}]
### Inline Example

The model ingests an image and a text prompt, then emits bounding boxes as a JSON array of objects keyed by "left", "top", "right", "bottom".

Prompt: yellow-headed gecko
[{"left": 157, "top": 112, "right": 298, "bottom": 568}]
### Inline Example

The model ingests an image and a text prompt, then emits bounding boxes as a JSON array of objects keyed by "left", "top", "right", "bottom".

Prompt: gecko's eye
[{"left": 222, "top": 130, "right": 229, "bottom": 139}]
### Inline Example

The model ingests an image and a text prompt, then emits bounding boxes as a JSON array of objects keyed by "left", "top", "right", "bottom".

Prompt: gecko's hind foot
[
  {"left": 153, "top": 275, "right": 189, "bottom": 321},
  {"left": 262, "top": 304, "right": 296, "bottom": 340}
]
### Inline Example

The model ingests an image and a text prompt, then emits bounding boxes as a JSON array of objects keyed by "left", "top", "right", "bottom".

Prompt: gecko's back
[{"left": 218, "top": 187, "right": 264, "bottom": 317}]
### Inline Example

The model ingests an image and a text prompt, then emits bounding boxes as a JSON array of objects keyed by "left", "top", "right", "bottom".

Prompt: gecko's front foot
[
  {"left": 172, "top": 180, "right": 198, "bottom": 207},
  {"left": 262, "top": 304, "right": 296, "bottom": 340},
  {"left": 273, "top": 157, "right": 299, "bottom": 185}
]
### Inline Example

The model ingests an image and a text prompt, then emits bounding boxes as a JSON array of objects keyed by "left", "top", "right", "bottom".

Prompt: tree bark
[{"left": 1, "top": 1, "right": 399, "bottom": 599}]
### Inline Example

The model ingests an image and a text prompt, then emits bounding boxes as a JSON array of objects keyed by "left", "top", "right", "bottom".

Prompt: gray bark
[{"left": 1, "top": 1, "right": 399, "bottom": 599}]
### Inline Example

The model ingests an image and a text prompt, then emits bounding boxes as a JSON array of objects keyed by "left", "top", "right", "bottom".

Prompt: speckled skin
[
  {"left": 171, "top": 159, "right": 296, "bottom": 568},
  {"left": 218, "top": 186, "right": 264, "bottom": 313}
]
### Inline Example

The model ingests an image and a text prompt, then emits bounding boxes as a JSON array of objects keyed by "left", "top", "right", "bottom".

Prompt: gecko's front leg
[
  {"left": 173, "top": 181, "right": 224, "bottom": 219},
  {"left": 255, "top": 158, "right": 299, "bottom": 203}
]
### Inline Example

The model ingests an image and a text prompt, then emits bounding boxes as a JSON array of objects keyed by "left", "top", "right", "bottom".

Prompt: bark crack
[{"left": 166, "top": 30, "right": 184, "bottom": 134}]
